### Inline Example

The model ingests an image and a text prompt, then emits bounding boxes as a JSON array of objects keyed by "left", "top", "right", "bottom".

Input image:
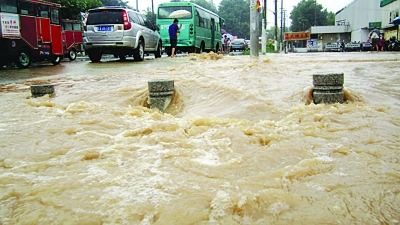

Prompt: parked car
[
  {"left": 245, "top": 39, "right": 250, "bottom": 48},
  {"left": 83, "top": 6, "right": 162, "bottom": 62},
  {"left": 230, "top": 38, "right": 248, "bottom": 51}
]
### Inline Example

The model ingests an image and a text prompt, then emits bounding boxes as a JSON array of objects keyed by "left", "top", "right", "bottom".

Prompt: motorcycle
[{"left": 388, "top": 36, "right": 400, "bottom": 51}]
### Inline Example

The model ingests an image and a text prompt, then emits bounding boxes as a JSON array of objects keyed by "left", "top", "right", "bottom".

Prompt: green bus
[{"left": 156, "top": 1, "right": 224, "bottom": 55}]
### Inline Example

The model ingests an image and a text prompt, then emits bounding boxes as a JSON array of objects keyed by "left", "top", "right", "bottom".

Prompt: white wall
[
  {"left": 335, "top": 0, "right": 382, "bottom": 42},
  {"left": 381, "top": 0, "right": 400, "bottom": 28}
]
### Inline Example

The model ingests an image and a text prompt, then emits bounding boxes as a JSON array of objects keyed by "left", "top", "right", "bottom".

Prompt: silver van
[{"left": 83, "top": 6, "right": 162, "bottom": 62}]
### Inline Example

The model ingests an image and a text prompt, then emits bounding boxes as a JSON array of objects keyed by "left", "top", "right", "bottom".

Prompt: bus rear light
[{"left": 122, "top": 11, "right": 131, "bottom": 30}]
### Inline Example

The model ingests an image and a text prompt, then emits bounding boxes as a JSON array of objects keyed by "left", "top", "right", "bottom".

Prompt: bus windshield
[{"left": 158, "top": 6, "right": 192, "bottom": 19}]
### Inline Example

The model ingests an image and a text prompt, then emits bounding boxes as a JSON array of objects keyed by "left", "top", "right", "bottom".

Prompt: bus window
[
  {"left": 195, "top": 11, "right": 200, "bottom": 26},
  {"left": 19, "top": 1, "right": 35, "bottom": 16},
  {"left": 64, "top": 22, "right": 73, "bottom": 31},
  {"left": 50, "top": 8, "right": 60, "bottom": 24},
  {"left": 158, "top": 6, "right": 192, "bottom": 19},
  {"left": 73, "top": 23, "right": 81, "bottom": 31},
  {"left": 0, "top": 0, "right": 17, "bottom": 13},
  {"left": 38, "top": 5, "right": 49, "bottom": 18}
]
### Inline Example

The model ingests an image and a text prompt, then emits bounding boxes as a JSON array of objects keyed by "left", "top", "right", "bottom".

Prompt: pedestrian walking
[
  {"left": 369, "top": 27, "right": 380, "bottom": 52},
  {"left": 169, "top": 18, "right": 182, "bottom": 58},
  {"left": 220, "top": 35, "right": 225, "bottom": 53},
  {"left": 223, "top": 35, "right": 228, "bottom": 53},
  {"left": 227, "top": 38, "right": 231, "bottom": 53}
]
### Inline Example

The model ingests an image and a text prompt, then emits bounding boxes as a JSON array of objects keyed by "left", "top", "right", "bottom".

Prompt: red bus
[
  {"left": 0, "top": 0, "right": 64, "bottom": 69},
  {"left": 62, "top": 19, "right": 83, "bottom": 61}
]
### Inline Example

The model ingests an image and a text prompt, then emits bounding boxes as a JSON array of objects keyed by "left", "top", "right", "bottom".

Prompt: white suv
[{"left": 83, "top": 6, "right": 162, "bottom": 62}]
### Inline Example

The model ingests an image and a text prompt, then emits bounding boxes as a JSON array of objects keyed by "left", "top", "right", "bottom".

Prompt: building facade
[{"left": 309, "top": 0, "right": 399, "bottom": 49}]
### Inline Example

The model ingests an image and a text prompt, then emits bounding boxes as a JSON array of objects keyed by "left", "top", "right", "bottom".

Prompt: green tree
[
  {"left": 49, "top": 0, "right": 102, "bottom": 20},
  {"left": 144, "top": 7, "right": 156, "bottom": 26},
  {"left": 99, "top": 0, "right": 129, "bottom": 8},
  {"left": 219, "top": 0, "right": 250, "bottom": 38},
  {"left": 190, "top": 0, "right": 218, "bottom": 14},
  {"left": 289, "top": 0, "right": 335, "bottom": 32}
]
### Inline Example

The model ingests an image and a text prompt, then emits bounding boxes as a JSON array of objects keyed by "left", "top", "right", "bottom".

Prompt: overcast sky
[{"left": 128, "top": 0, "right": 354, "bottom": 27}]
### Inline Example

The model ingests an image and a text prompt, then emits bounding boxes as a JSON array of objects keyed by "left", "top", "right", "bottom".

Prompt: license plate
[{"left": 98, "top": 26, "right": 112, "bottom": 32}]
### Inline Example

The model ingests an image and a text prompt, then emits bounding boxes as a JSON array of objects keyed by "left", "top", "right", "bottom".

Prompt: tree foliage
[
  {"left": 48, "top": 0, "right": 129, "bottom": 21},
  {"left": 190, "top": 0, "right": 218, "bottom": 14},
  {"left": 289, "top": 0, "right": 335, "bottom": 32},
  {"left": 48, "top": 0, "right": 102, "bottom": 20},
  {"left": 99, "top": 0, "right": 129, "bottom": 7},
  {"left": 218, "top": 0, "right": 250, "bottom": 38}
]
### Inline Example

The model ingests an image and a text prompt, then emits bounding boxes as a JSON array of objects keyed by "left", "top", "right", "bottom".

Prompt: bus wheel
[
  {"left": 88, "top": 51, "right": 102, "bottom": 62},
  {"left": 16, "top": 50, "right": 31, "bottom": 69},
  {"left": 68, "top": 49, "right": 77, "bottom": 61},
  {"left": 133, "top": 39, "right": 144, "bottom": 61},
  {"left": 51, "top": 55, "right": 61, "bottom": 65},
  {"left": 155, "top": 42, "right": 162, "bottom": 58},
  {"left": 197, "top": 43, "right": 205, "bottom": 54}
]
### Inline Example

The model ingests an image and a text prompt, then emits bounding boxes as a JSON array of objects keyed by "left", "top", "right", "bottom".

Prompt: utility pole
[
  {"left": 314, "top": 0, "right": 317, "bottom": 26},
  {"left": 262, "top": 0, "right": 267, "bottom": 54},
  {"left": 250, "top": 0, "right": 259, "bottom": 56},
  {"left": 274, "top": 0, "right": 278, "bottom": 51},
  {"left": 136, "top": 0, "right": 139, "bottom": 11},
  {"left": 280, "top": 0, "right": 283, "bottom": 52},
  {"left": 152, "top": 0, "right": 155, "bottom": 23},
  {"left": 283, "top": 10, "right": 287, "bottom": 53}
]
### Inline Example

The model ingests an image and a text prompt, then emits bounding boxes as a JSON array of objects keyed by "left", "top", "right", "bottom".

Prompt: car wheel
[
  {"left": 16, "top": 50, "right": 31, "bottom": 69},
  {"left": 51, "top": 55, "right": 61, "bottom": 65},
  {"left": 68, "top": 49, "right": 77, "bottom": 61},
  {"left": 133, "top": 39, "right": 144, "bottom": 61},
  {"left": 0, "top": 59, "right": 6, "bottom": 69},
  {"left": 119, "top": 54, "right": 126, "bottom": 61},
  {"left": 88, "top": 51, "right": 102, "bottom": 62},
  {"left": 155, "top": 42, "right": 162, "bottom": 58}
]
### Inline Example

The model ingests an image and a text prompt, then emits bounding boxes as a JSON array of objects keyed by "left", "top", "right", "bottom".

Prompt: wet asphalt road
[
  {"left": 0, "top": 53, "right": 175, "bottom": 85},
  {"left": 0, "top": 51, "right": 242, "bottom": 85}
]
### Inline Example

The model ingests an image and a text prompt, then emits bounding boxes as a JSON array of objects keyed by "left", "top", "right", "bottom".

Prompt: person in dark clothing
[
  {"left": 369, "top": 27, "right": 380, "bottom": 52},
  {"left": 378, "top": 36, "right": 386, "bottom": 51},
  {"left": 169, "top": 18, "right": 182, "bottom": 58}
]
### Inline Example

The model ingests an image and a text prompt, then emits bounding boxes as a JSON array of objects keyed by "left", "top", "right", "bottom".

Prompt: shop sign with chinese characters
[
  {"left": 0, "top": 13, "right": 21, "bottom": 38},
  {"left": 284, "top": 32, "right": 310, "bottom": 41}
]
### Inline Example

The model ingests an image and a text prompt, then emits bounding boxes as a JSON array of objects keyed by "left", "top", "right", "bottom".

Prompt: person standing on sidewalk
[
  {"left": 369, "top": 27, "right": 380, "bottom": 52},
  {"left": 169, "top": 18, "right": 182, "bottom": 58}
]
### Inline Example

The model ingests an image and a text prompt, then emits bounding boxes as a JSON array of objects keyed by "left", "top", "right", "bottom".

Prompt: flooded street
[{"left": 0, "top": 52, "right": 400, "bottom": 224}]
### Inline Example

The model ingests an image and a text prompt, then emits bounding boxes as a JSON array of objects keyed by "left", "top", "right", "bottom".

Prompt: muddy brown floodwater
[{"left": 0, "top": 52, "right": 400, "bottom": 225}]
